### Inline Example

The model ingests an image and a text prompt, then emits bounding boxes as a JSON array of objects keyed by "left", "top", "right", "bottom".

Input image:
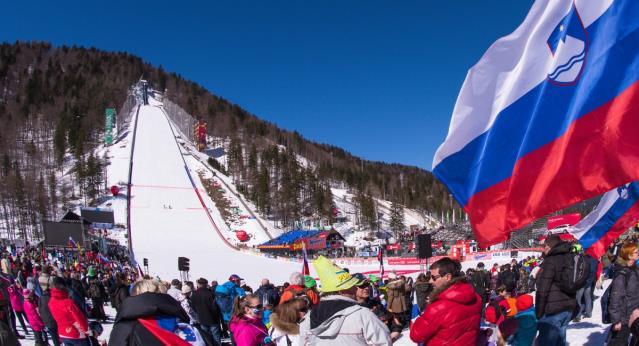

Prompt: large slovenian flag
[
  {"left": 433, "top": 0, "right": 639, "bottom": 247},
  {"left": 571, "top": 182, "right": 639, "bottom": 259}
]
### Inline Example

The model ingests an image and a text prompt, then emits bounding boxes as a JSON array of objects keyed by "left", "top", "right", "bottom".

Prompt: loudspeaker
[
  {"left": 417, "top": 234, "right": 432, "bottom": 259},
  {"left": 178, "top": 257, "right": 190, "bottom": 272}
]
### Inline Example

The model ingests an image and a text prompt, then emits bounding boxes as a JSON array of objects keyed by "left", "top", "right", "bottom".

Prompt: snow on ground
[
  {"left": 21, "top": 305, "right": 115, "bottom": 346},
  {"left": 127, "top": 100, "right": 303, "bottom": 284}
]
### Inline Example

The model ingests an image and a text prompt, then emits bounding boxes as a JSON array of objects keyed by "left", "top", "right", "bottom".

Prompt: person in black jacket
[
  {"left": 110, "top": 274, "right": 130, "bottom": 313},
  {"left": 192, "top": 278, "right": 223, "bottom": 346},
  {"left": 254, "top": 279, "right": 279, "bottom": 308},
  {"left": 497, "top": 264, "right": 517, "bottom": 294},
  {"left": 608, "top": 242, "right": 639, "bottom": 345},
  {"left": 37, "top": 274, "right": 60, "bottom": 346},
  {"left": 575, "top": 253, "right": 598, "bottom": 321},
  {"left": 109, "top": 280, "right": 191, "bottom": 345},
  {"left": 471, "top": 262, "right": 492, "bottom": 307},
  {"left": 535, "top": 235, "right": 576, "bottom": 346}
]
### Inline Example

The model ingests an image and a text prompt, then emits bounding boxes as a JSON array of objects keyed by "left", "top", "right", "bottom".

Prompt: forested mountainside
[{"left": 0, "top": 41, "right": 456, "bottom": 239}]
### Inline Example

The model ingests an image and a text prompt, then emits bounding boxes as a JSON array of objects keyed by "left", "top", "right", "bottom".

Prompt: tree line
[{"left": 0, "top": 41, "right": 457, "bottom": 240}]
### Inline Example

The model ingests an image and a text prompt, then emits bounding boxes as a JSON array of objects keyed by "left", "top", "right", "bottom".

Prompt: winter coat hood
[
  {"left": 546, "top": 241, "right": 572, "bottom": 257},
  {"left": 298, "top": 295, "right": 391, "bottom": 346},
  {"left": 310, "top": 303, "right": 362, "bottom": 338},
  {"left": 115, "top": 292, "right": 189, "bottom": 324},
  {"left": 270, "top": 311, "right": 300, "bottom": 335}
]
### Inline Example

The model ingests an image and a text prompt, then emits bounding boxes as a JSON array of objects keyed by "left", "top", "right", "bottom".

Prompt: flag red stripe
[
  {"left": 137, "top": 318, "right": 190, "bottom": 346},
  {"left": 585, "top": 202, "right": 639, "bottom": 259},
  {"left": 466, "top": 80, "right": 639, "bottom": 247}
]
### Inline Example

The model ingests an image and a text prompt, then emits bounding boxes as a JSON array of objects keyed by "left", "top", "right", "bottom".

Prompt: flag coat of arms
[{"left": 433, "top": 0, "right": 639, "bottom": 247}]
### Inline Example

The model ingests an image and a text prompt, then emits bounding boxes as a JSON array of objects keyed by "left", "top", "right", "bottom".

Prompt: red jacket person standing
[{"left": 410, "top": 257, "right": 482, "bottom": 346}]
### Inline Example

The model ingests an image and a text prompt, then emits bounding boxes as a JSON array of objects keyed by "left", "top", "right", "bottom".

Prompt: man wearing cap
[
  {"left": 410, "top": 257, "right": 482, "bottom": 346},
  {"left": 280, "top": 272, "right": 320, "bottom": 306},
  {"left": 215, "top": 274, "right": 246, "bottom": 339},
  {"left": 298, "top": 256, "right": 391, "bottom": 345},
  {"left": 194, "top": 278, "right": 223, "bottom": 345}
]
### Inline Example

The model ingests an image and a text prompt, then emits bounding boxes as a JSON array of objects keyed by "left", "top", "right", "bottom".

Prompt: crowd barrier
[{"left": 242, "top": 247, "right": 543, "bottom": 266}]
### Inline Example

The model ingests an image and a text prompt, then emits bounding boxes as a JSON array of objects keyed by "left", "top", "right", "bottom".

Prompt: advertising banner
[{"left": 105, "top": 108, "right": 115, "bottom": 145}]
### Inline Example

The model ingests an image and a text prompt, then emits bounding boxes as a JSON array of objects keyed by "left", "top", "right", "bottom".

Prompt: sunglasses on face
[
  {"left": 249, "top": 304, "right": 263, "bottom": 310},
  {"left": 429, "top": 274, "right": 447, "bottom": 281}
]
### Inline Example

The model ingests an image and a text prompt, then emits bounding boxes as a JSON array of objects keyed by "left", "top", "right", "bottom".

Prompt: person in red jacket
[
  {"left": 410, "top": 257, "right": 482, "bottom": 346},
  {"left": 48, "top": 277, "right": 89, "bottom": 346}
]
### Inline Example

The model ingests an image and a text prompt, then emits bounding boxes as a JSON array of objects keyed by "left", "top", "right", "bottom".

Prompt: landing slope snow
[{"left": 129, "top": 102, "right": 300, "bottom": 284}]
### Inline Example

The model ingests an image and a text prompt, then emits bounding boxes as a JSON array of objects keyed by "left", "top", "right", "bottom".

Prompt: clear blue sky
[{"left": 1, "top": 0, "right": 532, "bottom": 170}]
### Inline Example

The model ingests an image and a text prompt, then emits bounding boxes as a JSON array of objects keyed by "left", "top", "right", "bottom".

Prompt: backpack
[
  {"left": 215, "top": 288, "right": 235, "bottom": 318},
  {"left": 504, "top": 297, "right": 518, "bottom": 318},
  {"left": 557, "top": 253, "right": 590, "bottom": 294},
  {"left": 601, "top": 271, "right": 629, "bottom": 324}
]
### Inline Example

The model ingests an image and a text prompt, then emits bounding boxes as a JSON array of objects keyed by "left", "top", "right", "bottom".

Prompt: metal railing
[
  {"left": 116, "top": 86, "right": 138, "bottom": 139},
  {"left": 163, "top": 98, "right": 197, "bottom": 143}
]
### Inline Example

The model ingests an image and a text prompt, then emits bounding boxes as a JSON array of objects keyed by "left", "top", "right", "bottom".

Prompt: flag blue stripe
[
  {"left": 434, "top": 0, "right": 639, "bottom": 207},
  {"left": 579, "top": 182, "right": 639, "bottom": 249}
]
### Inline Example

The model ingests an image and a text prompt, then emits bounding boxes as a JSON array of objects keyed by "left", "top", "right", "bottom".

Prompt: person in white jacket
[{"left": 298, "top": 256, "right": 392, "bottom": 346}]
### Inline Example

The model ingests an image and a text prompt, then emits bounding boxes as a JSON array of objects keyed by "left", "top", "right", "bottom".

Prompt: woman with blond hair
[
  {"left": 269, "top": 298, "right": 309, "bottom": 346},
  {"left": 609, "top": 242, "right": 639, "bottom": 345}
]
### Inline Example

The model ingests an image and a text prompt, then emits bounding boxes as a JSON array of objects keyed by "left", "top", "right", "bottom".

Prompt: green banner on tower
[{"left": 105, "top": 108, "right": 115, "bottom": 145}]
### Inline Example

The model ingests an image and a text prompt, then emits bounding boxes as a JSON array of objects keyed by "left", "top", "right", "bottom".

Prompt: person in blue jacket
[
  {"left": 215, "top": 274, "right": 247, "bottom": 323},
  {"left": 513, "top": 294, "right": 537, "bottom": 346}
]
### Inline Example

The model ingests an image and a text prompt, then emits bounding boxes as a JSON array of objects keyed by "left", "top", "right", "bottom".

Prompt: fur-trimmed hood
[{"left": 270, "top": 311, "right": 300, "bottom": 335}]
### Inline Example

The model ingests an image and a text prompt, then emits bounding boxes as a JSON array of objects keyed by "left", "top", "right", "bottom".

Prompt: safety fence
[{"left": 163, "top": 97, "right": 197, "bottom": 144}]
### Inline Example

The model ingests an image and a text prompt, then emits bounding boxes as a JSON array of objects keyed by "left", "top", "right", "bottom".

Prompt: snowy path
[{"left": 128, "top": 102, "right": 302, "bottom": 285}]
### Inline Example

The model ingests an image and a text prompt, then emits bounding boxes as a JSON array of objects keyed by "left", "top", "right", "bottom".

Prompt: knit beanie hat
[
  {"left": 304, "top": 275, "right": 317, "bottom": 289},
  {"left": 516, "top": 294, "right": 534, "bottom": 312}
]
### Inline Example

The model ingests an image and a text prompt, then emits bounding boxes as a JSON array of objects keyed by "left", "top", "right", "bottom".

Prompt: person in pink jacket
[
  {"left": 23, "top": 289, "right": 48, "bottom": 345},
  {"left": 7, "top": 282, "right": 29, "bottom": 337},
  {"left": 229, "top": 294, "right": 270, "bottom": 346}
]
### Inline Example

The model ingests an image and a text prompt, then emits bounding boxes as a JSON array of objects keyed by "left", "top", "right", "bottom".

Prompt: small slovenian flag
[
  {"left": 377, "top": 246, "right": 384, "bottom": 278},
  {"left": 68, "top": 237, "right": 78, "bottom": 249},
  {"left": 571, "top": 182, "right": 639, "bottom": 259},
  {"left": 97, "top": 254, "right": 110, "bottom": 265},
  {"left": 301, "top": 242, "right": 310, "bottom": 276},
  {"left": 409, "top": 293, "right": 421, "bottom": 328}
]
